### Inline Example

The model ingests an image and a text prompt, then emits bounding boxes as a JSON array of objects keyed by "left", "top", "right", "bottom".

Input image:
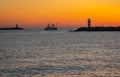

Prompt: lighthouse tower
[{"left": 88, "top": 18, "right": 91, "bottom": 29}]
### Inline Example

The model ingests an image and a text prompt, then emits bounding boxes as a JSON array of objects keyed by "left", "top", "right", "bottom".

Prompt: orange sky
[{"left": 0, "top": 0, "right": 120, "bottom": 28}]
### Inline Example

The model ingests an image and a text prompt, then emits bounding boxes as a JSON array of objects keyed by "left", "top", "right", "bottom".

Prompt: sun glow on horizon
[{"left": 0, "top": 0, "right": 120, "bottom": 28}]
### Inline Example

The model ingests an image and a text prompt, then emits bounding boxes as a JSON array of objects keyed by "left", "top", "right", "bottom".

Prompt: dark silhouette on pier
[
  {"left": 0, "top": 24, "right": 24, "bottom": 30},
  {"left": 73, "top": 18, "right": 120, "bottom": 31}
]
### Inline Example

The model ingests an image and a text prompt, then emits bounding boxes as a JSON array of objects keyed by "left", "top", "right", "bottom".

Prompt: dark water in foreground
[{"left": 0, "top": 29, "right": 120, "bottom": 77}]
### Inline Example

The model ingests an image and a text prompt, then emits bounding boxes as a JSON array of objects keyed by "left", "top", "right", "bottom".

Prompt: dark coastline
[
  {"left": 0, "top": 27, "right": 24, "bottom": 30},
  {"left": 73, "top": 26, "right": 120, "bottom": 32},
  {"left": 0, "top": 24, "right": 24, "bottom": 30}
]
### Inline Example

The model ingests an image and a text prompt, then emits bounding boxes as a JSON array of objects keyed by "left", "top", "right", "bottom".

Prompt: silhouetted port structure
[
  {"left": 74, "top": 18, "right": 120, "bottom": 31},
  {"left": 0, "top": 24, "right": 24, "bottom": 30}
]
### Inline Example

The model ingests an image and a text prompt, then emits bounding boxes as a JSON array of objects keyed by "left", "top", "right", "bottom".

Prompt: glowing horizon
[{"left": 0, "top": 0, "right": 120, "bottom": 28}]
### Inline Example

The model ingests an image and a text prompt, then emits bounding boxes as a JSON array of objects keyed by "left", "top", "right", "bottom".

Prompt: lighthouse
[{"left": 88, "top": 18, "right": 91, "bottom": 29}]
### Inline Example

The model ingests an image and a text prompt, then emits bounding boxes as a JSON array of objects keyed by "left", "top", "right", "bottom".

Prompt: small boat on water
[{"left": 44, "top": 23, "right": 57, "bottom": 30}]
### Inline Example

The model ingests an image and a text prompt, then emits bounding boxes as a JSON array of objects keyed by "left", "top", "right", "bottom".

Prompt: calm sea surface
[{"left": 0, "top": 29, "right": 120, "bottom": 77}]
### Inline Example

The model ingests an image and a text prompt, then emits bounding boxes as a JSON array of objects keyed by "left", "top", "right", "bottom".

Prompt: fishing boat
[{"left": 44, "top": 23, "right": 57, "bottom": 30}]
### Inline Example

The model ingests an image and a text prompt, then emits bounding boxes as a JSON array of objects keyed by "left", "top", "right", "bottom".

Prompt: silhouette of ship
[
  {"left": 0, "top": 24, "right": 24, "bottom": 30},
  {"left": 44, "top": 23, "right": 57, "bottom": 30},
  {"left": 73, "top": 18, "right": 120, "bottom": 31}
]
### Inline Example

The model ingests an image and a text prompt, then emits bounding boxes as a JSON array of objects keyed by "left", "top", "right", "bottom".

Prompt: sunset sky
[{"left": 0, "top": 0, "right": 120, "bottom": 28}]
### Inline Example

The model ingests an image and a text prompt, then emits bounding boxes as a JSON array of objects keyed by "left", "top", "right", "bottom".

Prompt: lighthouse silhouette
[{"left": 88, "top": 18, "right": 91, "bottom": 29}]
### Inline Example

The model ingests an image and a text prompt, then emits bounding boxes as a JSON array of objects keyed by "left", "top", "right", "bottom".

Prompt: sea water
[{"left": 0, "top": 29, "right": 120, "bottom": 77}]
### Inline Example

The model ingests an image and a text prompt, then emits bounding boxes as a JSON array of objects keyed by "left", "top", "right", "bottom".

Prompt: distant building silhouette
[{"left": 88, "top": 18, "right": 91, "bottom": 29}]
